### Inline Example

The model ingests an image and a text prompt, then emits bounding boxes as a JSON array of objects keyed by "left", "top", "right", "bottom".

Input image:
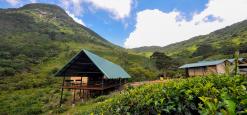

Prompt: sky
[{"left": 1, "top": 0, "right": 247, "bottom": 48}]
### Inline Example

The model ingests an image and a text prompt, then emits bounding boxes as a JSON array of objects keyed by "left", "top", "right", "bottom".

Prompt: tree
[
  {"left": 220, "top": 41, "right": 238, "bottom": 55},
  {"left": 150, "top": 52, "right": 173, "bottom": 71},
  {"left": 192, "top": 44, "right": 214, "bottom": 58},
  {"left": 239, "top": 43, "right": 247, "bottom": 53}
]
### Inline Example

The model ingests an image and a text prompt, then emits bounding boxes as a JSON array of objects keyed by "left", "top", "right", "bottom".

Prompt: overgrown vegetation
[{"left": 88, "top": 75, "right": 247, "bottom": 114}]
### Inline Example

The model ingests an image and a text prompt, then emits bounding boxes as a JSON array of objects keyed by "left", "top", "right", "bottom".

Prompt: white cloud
[
  {"left": 30, "top": 0, "right": 37, "bottom": 3},
  {"left": 66, "top": 11, "right": 86, "bottom": 26},
  {"left": 61, "top": 0, "right": 84, "bottom": 16},
  {"left": 124, "top": 0, "right": 247, "bottom": 48},
  {"left": 60, "top": 0, "right": 133, "bottom": 20},
  {"left": 85, "top": 0, "right": 133, "bottom": 20},
  {"left": 5, "top": 0, "right": 20, "bottom": 6}
]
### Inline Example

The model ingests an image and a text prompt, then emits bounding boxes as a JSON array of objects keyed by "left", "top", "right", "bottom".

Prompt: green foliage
[
  {"left": 0, "top": 3, "right": 158, "bottom": 115},
  {"left": 234, "top": 51, "right": 240, "bottom": 75},
  {"left": 128, "top": 66, "right": 158, "bottom": 81},
  {"left": 1, "top": 3, "right": 247, "bottom": 115},
  {"left": 150, "top": 52, "right": 181, "bottom": 78},
  {"left": 0, "top": 88, "right": 61, "bottom": 115},
  {"left": 192, "top": 44, "right": 215, "bottom": 58},
  {"left": 0, "top": 3, "right": 116, "bottom": 77},
  {"left": 239, "top": 42, "right": 247, "bottom": 53},
  {"left": 132, "top": 20, "right": 247, "bottom": 62},
  {"left": 0, "top": 34, "right": 61, "bottom": 76},
  {"left": 150, "top": 52, "right": 173, "bottom": 71},
  {"left": 87, "top": 75, "right": 247, "bottom": 114}
]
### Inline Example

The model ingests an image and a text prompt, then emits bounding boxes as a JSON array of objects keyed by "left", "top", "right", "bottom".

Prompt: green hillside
[
  {"left": 0, "top": 3, "right": 157, "bottom": 114},
  {"left": 132, "top": 20, "right": 247, "bottom": 63},
  {"left": 1, "top": 3, "right": 247, "bottom": 115},
  {"left": 0, "top": 3, "right": 117, "bottom": 77}
]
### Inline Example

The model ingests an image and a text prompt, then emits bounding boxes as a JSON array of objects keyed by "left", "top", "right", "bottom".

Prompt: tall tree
[
  {"left": 239, "top": 43, "right": 247, "bottom": 53},
  {"left": 150, "top": 52, "right": 173, "bottom": 71},
  {"left": 193, "top": 44, "right": 214, "bottom": 58}
]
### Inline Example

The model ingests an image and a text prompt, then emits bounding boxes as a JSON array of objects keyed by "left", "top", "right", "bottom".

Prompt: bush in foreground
[{"left": 87, "top": 75, "right": 247, "bottom": 114}]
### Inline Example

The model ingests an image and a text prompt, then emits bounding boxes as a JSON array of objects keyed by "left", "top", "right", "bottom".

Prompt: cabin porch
[
  {"left": 60, "top": 76, "right": 126, "bottom": 105},
  {"left": 55, "top": 50, "right": 131, "bottom": 106},
  {"left": 63, "top": 78, "right": 126, "bottom": 90}
]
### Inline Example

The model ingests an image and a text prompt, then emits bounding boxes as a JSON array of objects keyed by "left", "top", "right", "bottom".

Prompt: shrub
[
  {"left": 88, "top": 75, "right": 247, "bottom": 114},
  {"left": 128, "top": 66, "right": 158, "bottom": 81}
]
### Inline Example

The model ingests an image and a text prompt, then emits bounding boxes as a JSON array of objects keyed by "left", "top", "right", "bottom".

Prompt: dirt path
[{"left": 127, "top": 79, "right": 168, "bottom": 87}]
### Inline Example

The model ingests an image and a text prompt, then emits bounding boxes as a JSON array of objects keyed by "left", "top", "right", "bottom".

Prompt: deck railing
[{"left": 62, "top": 80, "right": 124, "bottom": 90}]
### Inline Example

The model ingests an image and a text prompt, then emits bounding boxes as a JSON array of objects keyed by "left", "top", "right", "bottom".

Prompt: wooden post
[
  {"left": 101, "top": 76, "right": 104, "bottom": 95},
  {"left": 120, "top": 78, "right": 122, "bottom": 86},
  {"left": 101, "top": 76, "right": 104, "bottom": 88},
  {"left": 59, "top": 76, "right": 65, "bottom": 107},
  {"left": 79, "top": 77, "right": 82, "bottom": 99},
  {"left": 73, "top": 87, "right": 76, "bottom": 104},
  {"left": 82, "top": 89, "right": 84, "bottom": 98}
]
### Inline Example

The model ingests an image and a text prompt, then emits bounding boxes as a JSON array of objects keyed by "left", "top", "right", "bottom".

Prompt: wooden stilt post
[
  {"left": 82, "top": 89, "right": 84, "bottom": 98},
  {"left": 101, "top": 76, "right": 104, "bottom": 95},
  {"left": 79, "top": 77, "right": 82, "bottom": 99},
  {"left": 59, "top": 76, "right": 65, "bottom": 107},
  {"left": 73, "top": 87, "right": 76, "bottom": 105},
  {"left": 101, "top": 76, "right": 104, "bottom": 89},
  {"left": 120, "top": 78, "right": 122, "bottom": 85}
]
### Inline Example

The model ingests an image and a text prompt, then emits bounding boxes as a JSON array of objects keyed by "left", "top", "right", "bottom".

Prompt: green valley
[
  {"left": 0, "top": 3, "right": 247, "bottom": 115},
  {"left": 0, "top": 3, "right": 156, "bottom": 114}
]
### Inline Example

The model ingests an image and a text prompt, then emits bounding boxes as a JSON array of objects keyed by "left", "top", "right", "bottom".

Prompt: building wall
[
  {"left": 188, "top": 67, "right": 207, "bottom": 76},
  {"left": 70, "top": 76, "right": 88, "bottom": 84},
  {"left": 186, "top": 60, "right": 247, "bottom": 77},
  {"left": 206, "top": 66, "right": 217, "bottom": 74},
  {"left": 239, "top": 64, "right": 247, "bottom": 75},
  {"left": 216, "top": 63, "right": 226, "bottom": 74},
  {"left": 187, "top": 65, "right": 219, "bottom": 76}
]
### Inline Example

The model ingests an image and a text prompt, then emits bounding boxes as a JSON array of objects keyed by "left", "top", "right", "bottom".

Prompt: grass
[
  {"left": 0, "top": 88, "right": 61, "bottom": 115},
  {"left": 63, "top": 102, "right": 99, "bottom": 114},
  {"left": 62, "top": 92, "right": 121, "bottom": 115},
  {"left": 0, "top": 40, "right": 154, "bottom": 115}
]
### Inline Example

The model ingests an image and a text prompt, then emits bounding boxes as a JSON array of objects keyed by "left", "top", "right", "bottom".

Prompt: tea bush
[{"left": 88, "top": 75, "right": 247, "bottom": 114}]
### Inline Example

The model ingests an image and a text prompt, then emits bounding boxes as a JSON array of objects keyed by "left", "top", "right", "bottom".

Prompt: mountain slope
[
  {"left": 0, "top": 3, "right": 112, "bottom": 43},
  {"left": 0, "top": 3, "right": 157, "bottom": 114},
  {"left": 0, "top": 3, "right": 120, "bottom": 77},
  {"left": 132, "top": 20, "right": 247, "bottom": 62}
]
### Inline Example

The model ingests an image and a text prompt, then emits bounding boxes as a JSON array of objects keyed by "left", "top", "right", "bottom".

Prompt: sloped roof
[
  {"left": 83, "top": 50, "right": 131, "bottom": 79},
  {"left": 227, "top": 58, "right": 245, "bottom": 63},
  {"left": 179, "top": 59, "right": 227, "bottom": 68},
  {"left": 179, "top": 58, "right": 247, "bottom": 69},
  {"left": 55, "top": 49, "right": 131, "bottom": 79}
]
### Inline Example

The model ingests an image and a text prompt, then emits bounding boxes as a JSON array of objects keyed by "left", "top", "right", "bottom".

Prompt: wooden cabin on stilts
[{"left": 54, "top": 49, "right": 131, "bottom": 106}]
